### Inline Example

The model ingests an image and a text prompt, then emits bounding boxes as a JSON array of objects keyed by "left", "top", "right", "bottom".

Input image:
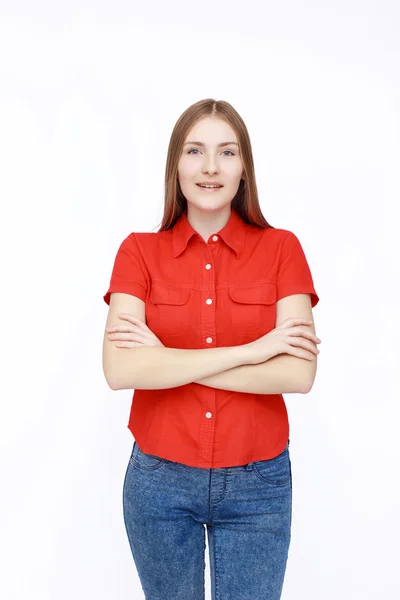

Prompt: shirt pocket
[
  {"left": 228, "top": 282, "right": 276, "bottom": 339},
  {"left": 149, "top": 281, "right": 191, "bottom": 337}
]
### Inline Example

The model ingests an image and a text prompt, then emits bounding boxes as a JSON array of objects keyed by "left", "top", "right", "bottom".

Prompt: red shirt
[{"left": 103, "top": 208, "right": 319, "bottom": 468}]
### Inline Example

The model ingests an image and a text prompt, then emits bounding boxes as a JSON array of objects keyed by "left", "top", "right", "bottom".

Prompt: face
[{"left": 177, "top": 117, "right": 245, "bottom": 214}]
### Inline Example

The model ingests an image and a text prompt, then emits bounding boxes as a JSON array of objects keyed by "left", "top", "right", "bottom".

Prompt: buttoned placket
[{"left": 199, "top": 234, "right": 220, "bottom": 463}]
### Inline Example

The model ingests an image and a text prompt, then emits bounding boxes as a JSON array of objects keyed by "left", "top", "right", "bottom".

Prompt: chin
[{"left": 188, "top": 199, "right": 228, "bottom": 211}]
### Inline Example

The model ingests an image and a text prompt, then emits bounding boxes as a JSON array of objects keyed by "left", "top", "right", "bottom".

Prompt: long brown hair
[{"left": 154, "top": 98, "right": 274, "bottom": 232}]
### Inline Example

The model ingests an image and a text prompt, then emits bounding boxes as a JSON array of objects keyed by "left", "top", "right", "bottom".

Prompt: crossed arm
[
  {"left": 193, "top": 353, "right": 316, "bottom": 395},
  {"left": 193, "top": 293, "right": 318, "bottom": 394},
  {"left": 105, "top": 293, "right": 319, "bottom": 393}
]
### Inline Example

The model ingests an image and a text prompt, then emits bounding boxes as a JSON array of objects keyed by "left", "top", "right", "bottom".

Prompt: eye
[{"left": 187, "top": 148, "right": 235, "bottom": 156}]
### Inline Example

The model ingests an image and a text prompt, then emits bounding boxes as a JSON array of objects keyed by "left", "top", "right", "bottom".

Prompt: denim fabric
[{"left": 123, "top": 439, "right": 292, "bottom": 600}]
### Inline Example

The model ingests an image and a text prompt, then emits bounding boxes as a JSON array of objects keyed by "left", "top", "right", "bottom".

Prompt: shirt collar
[{"left": 172, "top": 207, "right": 247, "bottom": 259}]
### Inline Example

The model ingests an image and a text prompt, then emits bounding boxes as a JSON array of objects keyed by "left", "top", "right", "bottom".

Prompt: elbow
[
  {"left": 105, "top": 368, "right": 135, "bottom": 391},
  {"left": 103, "top": 342, "right": 125, "bottom": 390},
  {"left": 103, "top": 358, "right": 121, "bottom": 390},
  {"left": 299, "top": 358, "right": 318, "bottom": 394},
  {"left": 103, "top": 358, "right": 117, "bottom": 389},
  {"left": 301, "top": 379, "right": 315, "bottom": 394},
  {"left": 109, "top": 379, "right": 120, "bottom": 391},
  {"left": 103, "top": 346, "right": 140, "bottom": 391},
  {"left": 103, "top": 349, "right": 124, "bottom": 390},
  {"left": 104, "top": 371, "right": 119, "bottom": 391}
]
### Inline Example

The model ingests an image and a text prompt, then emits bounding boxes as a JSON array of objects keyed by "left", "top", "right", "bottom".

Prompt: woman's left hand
[{"left": 106, "top": 313, "right": 165, "bottom": 348}]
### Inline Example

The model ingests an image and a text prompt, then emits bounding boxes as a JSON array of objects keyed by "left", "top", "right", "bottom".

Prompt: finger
[
  {"left": 107, "top": 322, "right": 151, "bottom": 336},
  {"left": 118, "top": 313, "right": 148, "bottom": 328},
  {"left": 114, "top": 341, "right": 142, "bottom": 348},
  {"left": 285, "top": 327, "right": 321, "bottom": 344},
  {"left": 286, "top": 336, "right": 319, "bottom": 354},
  {"left": 300, "top": 340, "right": 320, "bottom": 354},
  {"left": 107, "top": 324, "right": 141, "bottom": 333},
  {"left": 287, "top": 346, "right": 316, "bottom": 361},
  {"left": 277, "top": 317, "right": 313, "bottom": 329},
  {"left": 109, "top": 331, "right": 147, "bottom": 342},
  {"left": 299, "top": 327, "right": 321, "bottom": 343}
]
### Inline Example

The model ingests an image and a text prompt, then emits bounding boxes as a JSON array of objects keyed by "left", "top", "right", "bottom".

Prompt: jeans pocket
[
  {"left": 129, "top": 441, "right": 168, "bottom": 471},
  {"left": 253, "top": 445, "right": 291, "bottom": 486}
]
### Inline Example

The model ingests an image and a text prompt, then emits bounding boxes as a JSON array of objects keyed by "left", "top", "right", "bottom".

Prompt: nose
[{"left": 202, "top": 154, "right": 219, "bottom": 175}]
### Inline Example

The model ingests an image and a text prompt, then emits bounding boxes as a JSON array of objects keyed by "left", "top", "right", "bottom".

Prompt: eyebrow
[{"left": 183, "top": 141, "right": 239, "bottom": 147}]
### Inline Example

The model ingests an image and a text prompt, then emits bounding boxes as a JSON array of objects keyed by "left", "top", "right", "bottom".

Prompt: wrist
[{"left": 232, "top": 343, "right": 255, "bottom": 366}]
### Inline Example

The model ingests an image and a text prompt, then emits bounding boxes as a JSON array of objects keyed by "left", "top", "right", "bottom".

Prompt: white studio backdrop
[{"left": 0, "top": 1, "right": 399, "bottom": 599}]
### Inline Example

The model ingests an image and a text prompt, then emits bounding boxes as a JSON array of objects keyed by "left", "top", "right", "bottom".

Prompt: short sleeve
[
  {"left": 276, "top": 231, "right": 319, "bottom": 308},
  {"left": 103, "top": 233, "right": 148, "bottom": 305}
]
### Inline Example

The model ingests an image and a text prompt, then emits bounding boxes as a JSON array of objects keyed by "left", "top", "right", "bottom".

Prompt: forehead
[{"left": 185, "top": 117, "right": 238, "bottom": 144}]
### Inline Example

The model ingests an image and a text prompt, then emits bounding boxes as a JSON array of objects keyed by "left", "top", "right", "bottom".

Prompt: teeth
[{"left": 199, "top": 184, "right": 221, "bottom": 188}]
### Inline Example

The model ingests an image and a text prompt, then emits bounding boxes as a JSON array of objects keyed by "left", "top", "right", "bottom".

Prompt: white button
[
  {"left": 212, "top": 235, "right": 218, "bottom": 241},
  {"left": 206, "top": 337, "right": 212, "bottom": 343},
  {"left": 205, "top": 264, "right": 211, "bottom": 270},
  {"left": 206, "top": 298, "right": 212, "bottom": 305},
  {"left": 206, "top": 412, "right": 212, "bottom": 418}
]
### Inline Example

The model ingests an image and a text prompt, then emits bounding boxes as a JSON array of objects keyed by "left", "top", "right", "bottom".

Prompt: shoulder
[
  {"left": 261, "top": 227, "right": 299, "bottom": 253},
  {"left": 122, "top": 231, "right": 155, "bottom": 242},
  {"left": 121, "top": 231, "right": 159, "bottom": 251},
  {"left": 133, "top": 231, "right": 164, "bottom": 244},
  {"left": 262, "top": 227, "right": 297, "bottom": 240},
  {"left": 263, "top": 227, "right": 306, "bottom": 250}
]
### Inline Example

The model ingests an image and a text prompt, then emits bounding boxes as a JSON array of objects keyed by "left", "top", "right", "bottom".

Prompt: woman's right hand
[{"left": 245, "top": 317, "right": 321, "bottom": 365}]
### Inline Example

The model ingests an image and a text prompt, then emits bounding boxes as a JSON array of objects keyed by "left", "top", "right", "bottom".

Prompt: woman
[{"left": 103, "top": 98, "right": 321, "bottom": 599}]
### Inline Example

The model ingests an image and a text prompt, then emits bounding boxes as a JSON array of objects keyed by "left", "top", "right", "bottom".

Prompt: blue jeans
[{"left": 123, "top": 439, "right": 292, "bottom": 600}]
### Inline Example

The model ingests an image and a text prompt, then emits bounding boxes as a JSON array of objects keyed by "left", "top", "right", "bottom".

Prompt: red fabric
[{"left": 103, "top": 208, "right": 319, "bottom": 468}]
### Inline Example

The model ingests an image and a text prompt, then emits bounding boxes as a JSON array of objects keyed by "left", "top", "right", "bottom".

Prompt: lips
[{"left": 196, "top": 183, "right": 223, "bottom": 188}]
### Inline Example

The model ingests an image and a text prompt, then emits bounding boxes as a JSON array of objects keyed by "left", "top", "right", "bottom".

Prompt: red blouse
[{"left": 103, "top": 208, "right": 319, "bottom": 468}]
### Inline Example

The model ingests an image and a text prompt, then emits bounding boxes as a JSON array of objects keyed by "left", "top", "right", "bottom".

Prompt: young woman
[{"left": 103, "top": 98, "right": 321, "bottom": 600}]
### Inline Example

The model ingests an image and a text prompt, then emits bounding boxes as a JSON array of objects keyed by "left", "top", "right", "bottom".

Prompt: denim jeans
[{"left": 123, "top": 438, "right": 292, "bottom": 600}]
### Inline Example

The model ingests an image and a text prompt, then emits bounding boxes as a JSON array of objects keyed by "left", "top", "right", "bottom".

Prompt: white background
[{"left": 1, "top": 1, "right": 399, "bottom": 598}]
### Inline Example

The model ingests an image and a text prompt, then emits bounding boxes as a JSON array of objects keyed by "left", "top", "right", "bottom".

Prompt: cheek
[
  {"left": 178, "top": 157, "right": 198, "bottom": 179},
  {"left": 222, "top": 165, "right": 243, "bottom": 186}
]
